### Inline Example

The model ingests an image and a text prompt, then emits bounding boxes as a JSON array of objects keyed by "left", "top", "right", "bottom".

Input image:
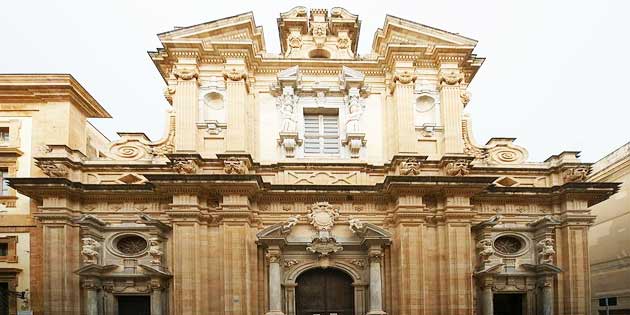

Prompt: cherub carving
[
  {"left": 81, "top": 237, "right": 100, "bottom": 264},
  {"left": 348, "top": 216, "right": 365, "bottom": 234},
  {"left": 476, "top": 239, "right": 494, "bottom": 262},
  {"left": 148, "top": 237, "right": 163, "bottom": 265},
  {"left": 537, "top": 238, "right": 556, "bottom": 264}
]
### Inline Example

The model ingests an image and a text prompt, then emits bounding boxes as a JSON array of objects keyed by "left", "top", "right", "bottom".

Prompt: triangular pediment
[
  {"left": 373, "top": 15, "right": 477, "bottom": 54},
  {"left": 156, "top": 12, "right": 265, "bottom": 52}
]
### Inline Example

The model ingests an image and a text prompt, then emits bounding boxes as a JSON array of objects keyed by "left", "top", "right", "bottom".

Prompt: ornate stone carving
[
  {"left": 368, "top": 250, "right": 382, "bottom": 263},
  {"left": 400, "top": 158, "right": 422, "bottom": 175},
  {"left": 345, "top": 91, "right": 364, "bottom": 134},
  {"left": 265, "top": 251, "right": 281, "bottom": 263},
  {"left": 307, "top": 202, "right": 340, "bottom": 231},
  {"left": 537, "top": 238, "right": 556, "bottom": 265},
  {"left": 487, "top": 145, "right": 528, "bottom": 164},
  {"left": 438, "top": 70, "right": 464, "bottom": 86},
  {"left": 563, "top": 166, "right": 591, "bottom": 183},
  {"left": 163, "top": 86, "right": 175, "bottom": 104},
  {"left": 282, "top": 215, "right": 301, "bottom": 233},
  {"left": 223, "top": 158, "right": 247, "bottom": 174},
  {"left": 312, "top": 23, "right": 327, "bottom": 37},
  {"left": 445, "top": 159, "right": 470, "bottom": 176},
  {"left": 460, "top": 90, "right": 471, "bottom": 106},
  {"left": 392, "top": 70, "right": 417, "bottom": 85},
  {"left": 337, "top": 36, "right": 350, "bottom": 49},
  {"left": 36, "top": 160, "right": 69, "bottom": 178},
  {"left": 283, "top": 259, "right": 299, "bottom": 268},
  {"left": 278, "top": 87, "right": 298, "bottom": 133},
  {"left": 171, "top": 159, "right": 197, "bottom": 174},
  {"left": 148, "top": 237, "right": 163, "bottom": 265},
  {"left": 306, "top": 237, "right": 343, "bottom": 257},
  {"left": 81, "top": 237, "right": 100, "bottom": 265},
  {"left": 476, "top": 239, "right": 494, "bottom": 262},
  {"left": 287, "top": 33, "right": 302, "bottom": 48},
  {"left": 223, "top": 68, "right": 247, "bottom": 82},
  {"left": 350, "top": 259, "right": 366, "bottom": 269},
  {"left": 348, "top": 216, "right": 366, "bottom": 234},
  {"left": 173, "top": 68, "right": 199, "bottom": 80}
]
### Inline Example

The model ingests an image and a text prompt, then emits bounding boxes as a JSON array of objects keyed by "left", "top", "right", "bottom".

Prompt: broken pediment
[{"left": 372, "top": 15, "right": 478, "bottom": 55}]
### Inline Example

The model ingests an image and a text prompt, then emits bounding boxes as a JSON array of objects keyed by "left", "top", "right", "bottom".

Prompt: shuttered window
[{"left": 303, "top": 114, "right": 340, "bottom": 155}]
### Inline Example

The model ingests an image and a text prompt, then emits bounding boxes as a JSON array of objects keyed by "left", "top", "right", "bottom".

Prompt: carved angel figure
[
  {"left": 476, "top": 239, "right": 494, "bottom": 262},
  {"left": 149, "top": 237, "right": 163, "bottom": 265},
  {"left": 81, "top": 237, "right": 100, "bottom": 264},
  {"left": 348, "top": 216, "right": 365, "bottom": 234},
  {"left": 282, "top": 215, "right": 301, "bottom": 232},
  {"left": 537, "top": 238, "right": 556, "bottom": 264},
  {"left": 345, "top": 95, "right": 363, "bottom": 134}
]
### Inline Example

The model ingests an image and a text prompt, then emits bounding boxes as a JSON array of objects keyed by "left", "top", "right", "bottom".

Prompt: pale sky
[{"left": 1, "top": 0, "right": 628, "bottom": 162}]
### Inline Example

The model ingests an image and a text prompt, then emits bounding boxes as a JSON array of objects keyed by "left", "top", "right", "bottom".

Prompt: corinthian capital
[
  {"left": 173, "top": 68, "right": 199, "bottom": 80},
  {"left": 223, "top": 68, "right": 248, "bottom": 82},
  {"left": 438, "top": 69, "right": 464, "bottom": 86}
]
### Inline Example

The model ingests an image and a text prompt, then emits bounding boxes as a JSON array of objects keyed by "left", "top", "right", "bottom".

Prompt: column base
[
  {"left": 367, "top": 311, "right": 387, "bottom": 315},
  {"left": 265, "top": 311, "right": 285, "bottom": 315}
]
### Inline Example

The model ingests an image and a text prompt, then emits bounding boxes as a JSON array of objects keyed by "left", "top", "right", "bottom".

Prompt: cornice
[{"left": 0, "top": 74, "right": 111, "bottom": 118}]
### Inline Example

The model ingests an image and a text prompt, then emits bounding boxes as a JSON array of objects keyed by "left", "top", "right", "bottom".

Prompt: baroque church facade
[{"left": 0, "top": 7, "right": 620, "bottom": 315}]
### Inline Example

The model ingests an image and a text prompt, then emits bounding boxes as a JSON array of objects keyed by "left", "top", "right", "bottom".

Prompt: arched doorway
[{"left": 296, "top": 268, "right": 355, "bottom": 315}]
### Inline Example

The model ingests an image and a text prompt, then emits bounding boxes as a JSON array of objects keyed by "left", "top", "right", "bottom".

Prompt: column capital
[
  {"left": 223, "top": 67, "right": 248, "bottom": 82},
  {"left": 438, "top": 68, "right": 464, "bottom": 87},
  {"left": 173, "top": 68, "right": 199, "bottom": 81},
  {"left": 265, "top": 247, "right": 282, "bottom": 264}
]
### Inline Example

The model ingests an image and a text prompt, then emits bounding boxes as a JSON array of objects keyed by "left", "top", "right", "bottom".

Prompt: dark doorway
[
  {"left": 494, "top": 293, "right": 523, "bottom": 315},
  {"left": 0, "top": 282, "right": 8, "bottom": 315},
  {"left": 296, "top": 268, "right": 354, "bottom": 315},
  {"left": 117, "top": 295, "right": 150, "bottom": 315}
]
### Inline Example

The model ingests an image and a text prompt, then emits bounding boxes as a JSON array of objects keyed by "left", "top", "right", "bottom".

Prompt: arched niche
[
  {"left": 201, "top": 91, "right": 226, "bottom": 122},
  {"left": 415, "top": 94, "right": 438, "bottom": 126}
]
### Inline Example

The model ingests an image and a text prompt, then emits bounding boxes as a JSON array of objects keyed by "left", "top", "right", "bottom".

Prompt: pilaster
[
  {"left": 173, "top": 56, "right": 200, "bottom": 152},
  {"left": 223, "top": 61, "right": 249, "bottom": 153},
  {"left": 390, "top": 62, "right": 417, "bottom": 154},
  {"left": 438, "top": 65, "right": 465, "bottom": 154}
]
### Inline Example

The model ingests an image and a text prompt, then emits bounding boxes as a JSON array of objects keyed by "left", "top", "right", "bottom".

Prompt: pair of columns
[{"left": 265, "top": 246, "right": 386, "bottom": 315}]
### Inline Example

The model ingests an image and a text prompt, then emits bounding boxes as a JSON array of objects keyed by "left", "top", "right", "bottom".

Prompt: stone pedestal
[
  {"left": 278, "top": 132, "right": 302, "bottom": 158},
  {"left": 342, "top": 132, "right": 366, "bottom": 158}
]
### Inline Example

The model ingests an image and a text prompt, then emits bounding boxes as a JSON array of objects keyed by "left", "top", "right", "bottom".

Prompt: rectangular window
[
  {"left": 0, "top": 244, "right": 7, "bottom": 257},
  {"left": 0, "top": 169, "right": 7, "bottom": 196},
  {"left": 303, "top": 114, "right": 339, "bottom": 155},
  {"left": 0, "top": 128, "right": 8, "bottom": 144},
  {"left": 599, "top": 297, "right": 618, "bottom": 307}
]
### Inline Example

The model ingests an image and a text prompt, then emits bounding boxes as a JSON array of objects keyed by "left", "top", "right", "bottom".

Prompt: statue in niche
[
  {"left": 81, "top": 237, "right": 100, "bottom": 265},
  {"left": 345, "top": 93, "right": 363, "bottom": 133},
  {"left": 279, "top": 87, "right": 298, "bottom": 132}
]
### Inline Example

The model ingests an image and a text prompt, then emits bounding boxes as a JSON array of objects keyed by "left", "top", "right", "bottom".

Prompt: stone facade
[
  {"left": 0, "top": 7, "right": 621, "bottom": 315},
  {"left": 588, "top": 142, "right": 630, "bottom": 314}
]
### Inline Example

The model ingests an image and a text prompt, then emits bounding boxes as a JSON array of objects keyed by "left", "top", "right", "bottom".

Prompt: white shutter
[{"left": 303, "top": 114, "right": 339, "bottom": 155}]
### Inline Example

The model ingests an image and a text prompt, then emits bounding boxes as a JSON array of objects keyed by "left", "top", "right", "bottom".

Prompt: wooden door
[{"left": 296, "top": 268, "right": 354, "bottom": 315}]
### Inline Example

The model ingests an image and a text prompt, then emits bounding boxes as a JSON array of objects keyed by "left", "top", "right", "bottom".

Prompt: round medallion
[
  {"left": 115, "top": 235, "right": 148, "bottom": 255},
  {"left": 493, "top": 235, "right": 524, "bottom": 255},
  {"left": 313, "top": 212, "right": 332, "bottom": 227}
]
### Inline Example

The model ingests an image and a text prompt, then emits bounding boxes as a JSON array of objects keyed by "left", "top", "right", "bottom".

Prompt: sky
[{"left": 1, "top": 0, "right": 628, "bottom": 162}]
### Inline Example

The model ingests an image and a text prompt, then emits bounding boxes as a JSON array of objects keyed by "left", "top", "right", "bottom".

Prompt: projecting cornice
[{"left": 0, "top": 74, "right": 111, "bottom": 118}]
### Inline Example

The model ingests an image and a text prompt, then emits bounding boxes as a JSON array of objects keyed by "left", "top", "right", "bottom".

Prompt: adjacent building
[
  {"left": 0, "top": 7, "right": 620, "bottom": 315},
  {"left": 589, "top": 142, "right": 630, "bottom": 315}
]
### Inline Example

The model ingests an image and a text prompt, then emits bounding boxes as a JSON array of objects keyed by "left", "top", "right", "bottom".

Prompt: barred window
[{"left": 303, "top": 114, "right": 339, "bottom": 155}]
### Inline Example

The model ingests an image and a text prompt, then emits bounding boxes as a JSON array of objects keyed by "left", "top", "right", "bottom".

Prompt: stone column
[
  {"left": 266, "top": 246, "right": 285, "bottom": 315},
  {"left": 82, "top": 280, "right": 100, "bottom": 315},
  {"left": 223, "top": 65, "right": 249, "bottom": 153},
  {"left": 480, "top": 277, "right": 494, "bottom": 315},
  {"left": 150, "top": 279, "right": 165, "bottom": 315},
  {"left": 367, "top": 246, "right": 386, "bottom": 315},
  {"left": 173, "top": 64, "right": 200, "bottom": 152},
  {"left": 438, "top": 66, "right": 465, "bottom": 154},
  {"left": 540, "top": 277, "right": 554, "bottom": 315},
  {"left": 391, "top": 69, "right": 416, "bottom": 154}
]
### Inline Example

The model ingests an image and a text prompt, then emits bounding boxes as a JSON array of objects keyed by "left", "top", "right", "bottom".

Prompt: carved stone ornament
[
  {"left": 278, "top": 132, "right": 302, "bottom": 158},
  {"left": 223, "top": 158, "right": 247, "bottom": 174},
  {"left": 563, "top": 166, "right": 591, "bottom": 183},
  {"left": 81, "top": 237, "right": 100, "bottom": 265},
  {"left": 438, "top": 70, "right": 464, "bottom": 86},
  {"left": 287, "top": 33, "right": 302, "bottom": 48},
  {"left": 445, "top": 159, "right": 470, "bottom": 176},
  {"left": 348, "top": 216, "right": 366, "bottom": 235},
  {"left": 337, "top": 36, "right": 350, "bottom": 49},
  {"left": 476, "top": 239, "right": 494, "bottom": 262},
  {"left": 163, "top": 86, "right": 176, "bottom": 104},
  {"left": 283, "top": 259, "right": 299, "bottom": 268},
  {"left": 400, "top": 158, "right": 422, "bottom": 175},
  {"left": 312, "top": 23, "right": 327, "bottom": 37},
  {"left": 282, "top": 215, "right": 301, "bottom": 233},
  {"left": 265, "top": 251, "right": 281, "bottom": 263},
  {"left": 148, "top": 237, "right": 163, "bottom": 265},
  {"left": 307, "top": 237, "right": 343, "bottom": 257},
  {"left": 460, "top": 91, "right": 471, "bottom": 106},
  {"left": 223, "top": 68, "right": 247, "bottom": 82},
  {"left": 307, "top": 202, "right": 340, "bottom": 231},
  {"left": 537, "top": 238, "right": 556, "bottom": 264},
  {"left": 173, "top": 68, "right": 199, "bottom": 80},
  {"left": 350, "top": 259, "right": 366, "bottom": 269},
  {"left": 171, "top": 159, "right": 198, "bottom": 174},
  {"left": 37, "top": 160, "right": 69, "bottom": 178},
  {"left": 393, "top": 70, "right": 417, "bottom": 85}
]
